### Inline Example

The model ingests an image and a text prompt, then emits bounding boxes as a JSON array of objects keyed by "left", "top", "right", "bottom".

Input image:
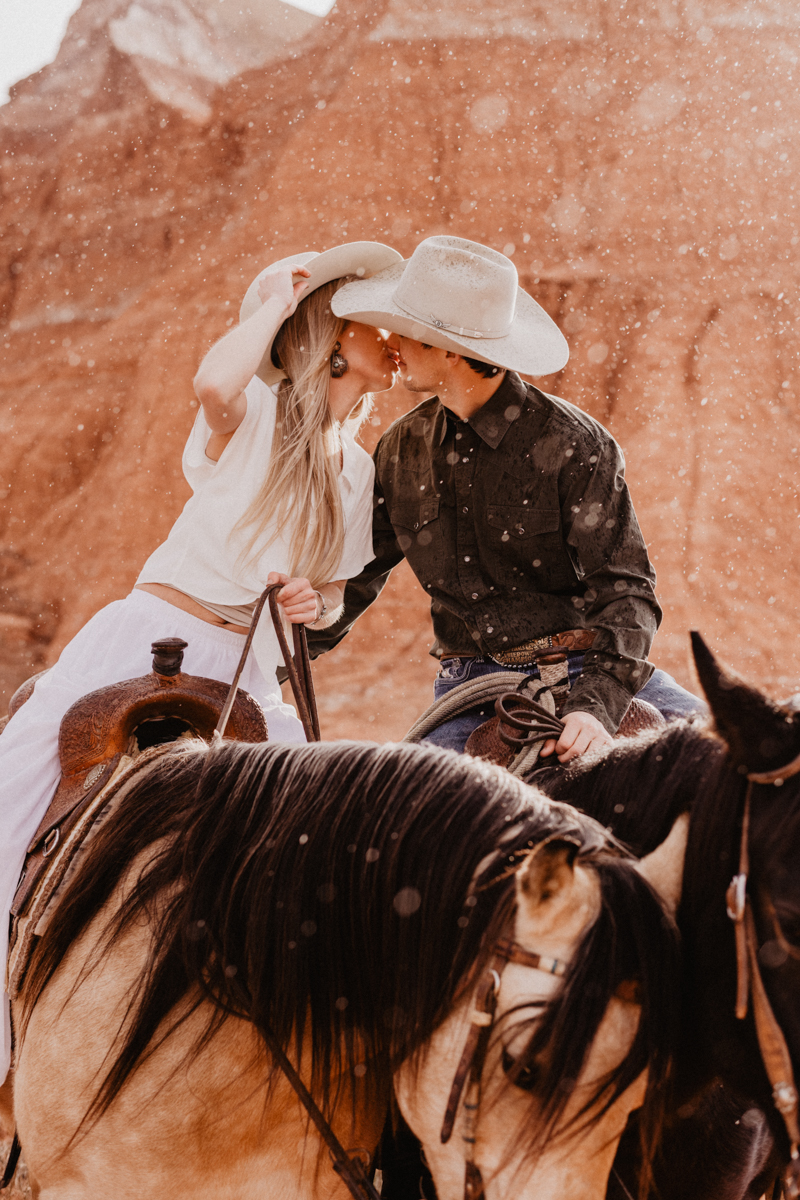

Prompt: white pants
[{"left": 0, "top": 589, "right": 305, "bottom": 1083}]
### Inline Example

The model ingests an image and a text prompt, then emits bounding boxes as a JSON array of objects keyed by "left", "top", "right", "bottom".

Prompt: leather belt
[
  {"left": 440, "top": 629, "right": 596, "bottom": 668},
  {"left": 491, "top": 629, "right": 596, "bottom": 667}
]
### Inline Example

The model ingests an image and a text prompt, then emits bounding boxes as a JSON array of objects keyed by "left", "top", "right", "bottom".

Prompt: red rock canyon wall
[{"left": 1, "top": 0, "right": 799, "bottom": 739}]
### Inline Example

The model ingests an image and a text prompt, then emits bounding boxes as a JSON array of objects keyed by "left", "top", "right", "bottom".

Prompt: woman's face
[{"left": 337, "top": 321, "right": 397, "bottom": 393}]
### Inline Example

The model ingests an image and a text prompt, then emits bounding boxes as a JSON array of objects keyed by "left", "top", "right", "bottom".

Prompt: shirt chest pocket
[
  {"left": 486, "top": 505, "right": 560, "bottom": 540},
  {"left": 485, "top": 504, "right": 577, "bottom": 589},
  {"left": 391, "top": 496, "right": 442, "bottom": 553}
]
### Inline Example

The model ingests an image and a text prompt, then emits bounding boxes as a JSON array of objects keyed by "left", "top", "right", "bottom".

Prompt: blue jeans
[{"left": 422, "top": 654, "right": 707, "bottom": 754}]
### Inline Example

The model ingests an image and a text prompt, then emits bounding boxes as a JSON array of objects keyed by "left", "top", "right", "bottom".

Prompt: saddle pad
[{"left": 6, "top": 744, "right": 173, "bottom": 1005}]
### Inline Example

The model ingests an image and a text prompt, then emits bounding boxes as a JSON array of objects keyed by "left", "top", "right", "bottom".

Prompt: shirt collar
[{"left": 435, "top": 371, "right": 530, "bottom": 449}]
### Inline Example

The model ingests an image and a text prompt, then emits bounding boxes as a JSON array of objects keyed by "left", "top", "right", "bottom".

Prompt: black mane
[
  {"left": 21, "top": 738, "right": 679, "bottom": 1188},
  {"left": 534, "top": 719, "right": 724, "bottom": 857}
]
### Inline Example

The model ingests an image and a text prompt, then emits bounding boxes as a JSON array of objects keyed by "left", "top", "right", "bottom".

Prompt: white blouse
[{"left": 137, "top": 376, "right": 375, "bottom": 685}]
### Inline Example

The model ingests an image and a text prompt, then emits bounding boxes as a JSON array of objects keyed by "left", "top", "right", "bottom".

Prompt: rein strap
[
  {"left": 215, "top": 583, "right": 320, "bottom": 742},
  {"left": 222, "top": 969, "right": 379, "bottom": 1200},
  {"left": 729, "top": 777, "right": 800, "bottom": 1196},
  {"left": 256, "top": 1022, "right": 380, "bottom": 1200}
]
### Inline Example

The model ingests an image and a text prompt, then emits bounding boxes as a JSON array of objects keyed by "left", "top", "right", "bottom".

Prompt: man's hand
[{"left": 539, "top": 710, "right": 614, "bottom": 764}]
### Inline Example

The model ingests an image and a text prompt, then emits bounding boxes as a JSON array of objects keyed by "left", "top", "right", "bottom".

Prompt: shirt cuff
[{"left": 562, "top": 662, "right": 655, "bottom": 734}]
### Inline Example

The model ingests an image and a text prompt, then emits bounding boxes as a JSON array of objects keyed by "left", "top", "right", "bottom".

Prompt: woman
[{"left": 0, "top": 240, "right": 402, "bottom": 1082}]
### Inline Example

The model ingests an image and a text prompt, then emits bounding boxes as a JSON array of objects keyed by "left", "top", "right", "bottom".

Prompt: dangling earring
[{"left": 330, "top": 341, "right": 349, "bottom": 378}]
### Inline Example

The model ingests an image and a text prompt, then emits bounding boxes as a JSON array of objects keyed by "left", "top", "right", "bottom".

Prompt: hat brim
[
  {"left": 240, "top": 242, "right": 404, "bottom": 385},
  {"left": 330, "top": 260, "right": 569, "bottom": 377}
]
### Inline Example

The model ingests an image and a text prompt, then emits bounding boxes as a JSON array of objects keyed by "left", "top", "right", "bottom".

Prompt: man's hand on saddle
[{"left": 539, "top": 710, "right": 614, "bottom": 764}]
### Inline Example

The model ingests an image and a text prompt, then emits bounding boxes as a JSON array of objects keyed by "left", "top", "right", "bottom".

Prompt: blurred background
[{"left": 0, "top": 0, "right": 798, "bottom": 739}]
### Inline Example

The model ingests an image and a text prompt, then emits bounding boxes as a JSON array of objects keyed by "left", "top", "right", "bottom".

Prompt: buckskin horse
[
  {"left": 5, "top": 735, "right": 681, "bottom": 1200},
  {"left": 533, "top": 633, "right": 800, "bottom": 1200}
]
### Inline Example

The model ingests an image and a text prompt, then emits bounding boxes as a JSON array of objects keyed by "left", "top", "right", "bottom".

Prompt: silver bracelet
[{"left": 313, "top": 590, "right": 328, "bottom": 622}]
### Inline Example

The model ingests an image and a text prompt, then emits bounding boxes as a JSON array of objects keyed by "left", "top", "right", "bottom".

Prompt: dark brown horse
[{"left": 532, "top": 634, "right": 800, "bottom": 1200}]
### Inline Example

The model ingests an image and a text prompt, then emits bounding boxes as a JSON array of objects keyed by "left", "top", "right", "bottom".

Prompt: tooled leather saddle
[{"left": 5, "top": 637, "right": 267, "bottom": 996}]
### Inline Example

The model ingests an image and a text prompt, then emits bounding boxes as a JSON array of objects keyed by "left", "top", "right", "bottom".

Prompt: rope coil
[{"left": 403, "top": 674, "right": 562, "bottom": 776}]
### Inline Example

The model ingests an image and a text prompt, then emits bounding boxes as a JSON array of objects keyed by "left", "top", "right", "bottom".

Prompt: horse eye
[{"left": 501, "top": 1047, "right": 540, "bottom": 1092}]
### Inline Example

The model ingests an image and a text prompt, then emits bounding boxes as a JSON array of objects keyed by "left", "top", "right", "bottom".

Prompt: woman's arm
[
  {"left": 193, "top": 265, "right": 311, "bottom": 442},
  {"left": 268, "top": 573, "right": 345, "bottom": 629}
]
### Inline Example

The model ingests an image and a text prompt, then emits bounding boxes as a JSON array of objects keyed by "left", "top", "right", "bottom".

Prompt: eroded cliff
[{"left": 1, "top": 0, "right": 798, "bottom": 737}]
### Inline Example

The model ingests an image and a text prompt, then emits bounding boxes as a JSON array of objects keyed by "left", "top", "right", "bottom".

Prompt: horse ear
[
  {"left": 637, "top": 813, "right": 689, "bottom": 917},
  {"left": 691, "top": 631, "right": 800, "bottom": 775},
  {"left": 517, "top": 838, "right": 580, "bottom": 906}
]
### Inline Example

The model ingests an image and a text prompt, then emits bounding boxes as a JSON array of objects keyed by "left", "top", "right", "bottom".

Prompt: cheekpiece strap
[
  {"left": 493, "top": 936, "right": 567, "bottom": 977},
  {"left": 726, "top": 780, "right": 800, "bottom": 1193}
]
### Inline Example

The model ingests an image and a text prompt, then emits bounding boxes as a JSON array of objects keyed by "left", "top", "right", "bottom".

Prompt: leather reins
[
  {"left": 242, "top": 1006, "right": 380, "bottom": 1200},
  {"left": 440, "top": 933, "right": 569, "bottom": 1200},
  {"left": 203, "top": 925, "right": 381, "bottom": 1200},
  {"left": 726, "top": 748, "right": 800, "bottom": 1199},
  {"left": 215, "top": 582, "right": 320, "bottom": 742}
]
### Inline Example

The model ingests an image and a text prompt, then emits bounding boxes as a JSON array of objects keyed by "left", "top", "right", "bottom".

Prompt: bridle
[
  {"left": 439, "top": 933, "right": 569, "bottom": 1200},
  {"left": 726, "top": 748, "right": 800, "bottom": 1199}
]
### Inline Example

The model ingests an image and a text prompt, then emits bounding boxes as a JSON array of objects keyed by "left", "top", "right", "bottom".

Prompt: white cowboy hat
[
  {"left": 330, "top": 235, "right": 569, "bottom": 377},
  {"left": 240, "top": 241, "right": 403, "bottom": 385}
]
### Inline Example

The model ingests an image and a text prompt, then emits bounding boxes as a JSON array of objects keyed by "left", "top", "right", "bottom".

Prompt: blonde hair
[{"left": 236, "top": 277, "right": 371, "bottom": 585}]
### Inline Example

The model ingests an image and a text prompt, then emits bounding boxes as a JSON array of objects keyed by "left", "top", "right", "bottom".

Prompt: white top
[{"left": 137, "top": 375, "right": 375, "bottom": 682}]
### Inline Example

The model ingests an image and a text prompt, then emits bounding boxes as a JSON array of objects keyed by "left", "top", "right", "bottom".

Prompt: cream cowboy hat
[
  {"left": 240, "top": 241, "right": 404, "bottom": 385},
  {"left": 330, "top": 236, "right": 569, "bottom": 376}
]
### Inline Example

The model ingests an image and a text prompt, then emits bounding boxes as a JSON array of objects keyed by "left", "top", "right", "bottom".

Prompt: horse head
[
  {"left": 692, "top": 632, "right": 800, "bottom": 1189},
  {"left": 396, "top": 825, "right": 680, "bottom": 1199}
]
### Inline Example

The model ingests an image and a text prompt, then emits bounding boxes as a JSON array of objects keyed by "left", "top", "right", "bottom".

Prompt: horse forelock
[{"left": 20, "top": 738, "right": 611, "bottom": 1134}]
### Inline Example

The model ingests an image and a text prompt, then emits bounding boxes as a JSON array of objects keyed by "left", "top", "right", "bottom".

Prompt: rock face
[
  {"left": 2, "top": 0, "right": 318, "bottom": 130},
  {"left": 1, "top": 0, "right": 799, "bottom": 738}
]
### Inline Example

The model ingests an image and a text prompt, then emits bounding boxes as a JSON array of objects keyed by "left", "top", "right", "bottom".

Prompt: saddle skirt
[{"left": 6, "top": 636, "right": 267, "bottom": 1001}]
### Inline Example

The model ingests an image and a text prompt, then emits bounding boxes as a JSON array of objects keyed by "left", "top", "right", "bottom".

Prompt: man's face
[{"left": 386, "top": 334, "right": 450, "bottom": 393}]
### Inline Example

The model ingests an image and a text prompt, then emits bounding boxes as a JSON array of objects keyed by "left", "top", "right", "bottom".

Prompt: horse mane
[
  {"left": 20, "top": 738, "right": 679, "bottom": 1191},
  {"left": 534, "top": 718, "right": 724, "bottom": 857}
]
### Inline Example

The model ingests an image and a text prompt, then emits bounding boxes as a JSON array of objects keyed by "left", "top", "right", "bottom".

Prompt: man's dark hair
[{"left": 462, "top": 355, "right": 501, "bottom": 378}]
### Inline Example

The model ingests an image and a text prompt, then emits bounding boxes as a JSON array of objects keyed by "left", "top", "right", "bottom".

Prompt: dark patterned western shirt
[{"left": 309, "top": 371, "right": 661, "bottom": 732}]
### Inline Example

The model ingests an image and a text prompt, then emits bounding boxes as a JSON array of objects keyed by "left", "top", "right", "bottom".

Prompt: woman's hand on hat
[
  {"left": 267, "top": 571, "right": 318, "bottom": 624},
  {"left": 193, "top": 266, "right": 310, "bottom": 429},
  {"left": 257, "top": 265, "right": 311, "bottom": 318}
]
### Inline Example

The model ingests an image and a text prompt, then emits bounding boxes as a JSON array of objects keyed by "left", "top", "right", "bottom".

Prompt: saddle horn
[{"left": 690, "top": 631, "right": 800, "bottom": 777}]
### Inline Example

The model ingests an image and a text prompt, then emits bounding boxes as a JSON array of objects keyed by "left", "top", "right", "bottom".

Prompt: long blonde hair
[{"left": 236, "top": 277, "right": 371, "bottom": 585}]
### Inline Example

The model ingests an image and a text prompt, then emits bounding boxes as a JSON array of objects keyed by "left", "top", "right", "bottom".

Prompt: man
[{"left": 308, "top": 235, "right": 702, "bottom": 761}]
